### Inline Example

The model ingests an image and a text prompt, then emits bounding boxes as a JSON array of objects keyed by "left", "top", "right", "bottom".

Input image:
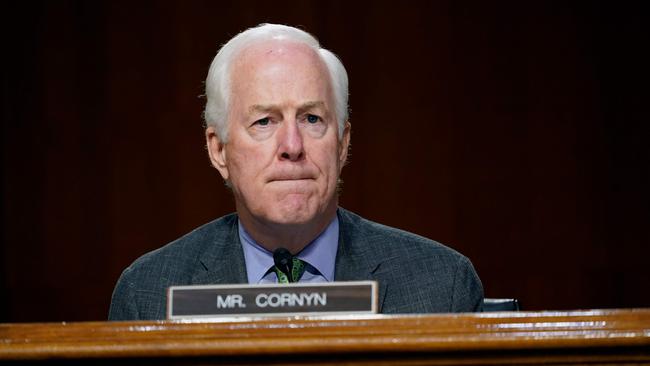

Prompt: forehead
[
  {"left": 234, "top": 39, "right": 323, "bottom": 70},
  {"left": 230, "top": 40, "right": 332, "bottom": 95}
]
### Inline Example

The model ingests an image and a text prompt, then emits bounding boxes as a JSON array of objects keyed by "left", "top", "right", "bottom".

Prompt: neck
[{"left": 238, "top": 205, "right": 338, "bottom": 255}]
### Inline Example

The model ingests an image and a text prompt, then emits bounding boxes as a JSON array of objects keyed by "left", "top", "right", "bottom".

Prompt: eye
[
  {"left": 306, "top": 114, "right": 320, "bottom": 124},
  {"left": 255, "top": 117, "right": 270, "bottom": 126}
]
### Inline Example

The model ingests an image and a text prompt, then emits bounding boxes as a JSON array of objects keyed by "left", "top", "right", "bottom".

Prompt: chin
[
  {"left": 247, "top": 191, "right": 336, "bottom": 226},
  {"left": 269, "top": 204, "right": 318, "bottom": 225}
]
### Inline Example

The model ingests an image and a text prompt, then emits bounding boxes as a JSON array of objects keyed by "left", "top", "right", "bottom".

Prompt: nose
[{"left": 277, "top": 120, "right": 305, "bottom": 161}]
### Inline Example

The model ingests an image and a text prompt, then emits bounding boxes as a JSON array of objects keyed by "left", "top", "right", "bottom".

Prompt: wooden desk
[{"left": 1, "top": 309, "right": 649, "bottom": 365}]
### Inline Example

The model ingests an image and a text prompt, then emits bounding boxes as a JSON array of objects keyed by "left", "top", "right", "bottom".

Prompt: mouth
[
  {"left": 268, "top": 177, "right": 315, "bottom": 183},
  {"left": 267, "top": 167, "right": 318, "bottom": 184}
]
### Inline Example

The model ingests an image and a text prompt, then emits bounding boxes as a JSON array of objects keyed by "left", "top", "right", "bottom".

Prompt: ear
[
  {"left": 205, "top": 126, "right": 229, "bottom": 181},
  {"left": 338, "top": 121, "right": 351, "bottom": 169}
]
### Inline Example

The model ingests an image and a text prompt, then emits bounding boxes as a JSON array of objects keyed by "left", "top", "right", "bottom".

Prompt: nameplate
[{"left": 167, "top": 281, "right": 377, "bottom": 319}]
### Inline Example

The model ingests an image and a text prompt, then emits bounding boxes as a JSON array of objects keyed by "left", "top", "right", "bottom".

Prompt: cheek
[
  {"left": 314, "top": 142, "right": 343, "bottom": 182},
  {"left": 232, "top": 156, "right": 260, "bottom": 183},
  {"left": 227, "top": 140, "right": 279, "bottom": 189},
  {"left": 228, "top": 146, "right": 262, "bottom": 181}
]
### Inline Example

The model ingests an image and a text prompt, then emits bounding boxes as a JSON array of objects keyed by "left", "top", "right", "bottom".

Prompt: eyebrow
[
  {"left": 248, "top": 101, "right": 327, "bottom": 114},
  {"left": 298, "top": 101, "right": 326, "bottom": 113}
]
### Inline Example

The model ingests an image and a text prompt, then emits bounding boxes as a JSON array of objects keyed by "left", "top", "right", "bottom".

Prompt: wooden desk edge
[{"left": 1, "top": 309, "right": 649, "bottom": 360}]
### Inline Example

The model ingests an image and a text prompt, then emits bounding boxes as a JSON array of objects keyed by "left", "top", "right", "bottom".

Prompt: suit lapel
[
  {"left": 335, "top": 209, "right": 389, "bottom": 312},
  {"left": 192, "top": 215, "right": 248, "bottom": 285}
]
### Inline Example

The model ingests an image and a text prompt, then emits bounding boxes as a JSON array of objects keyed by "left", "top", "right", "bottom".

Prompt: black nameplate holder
[{"left": 167, "top": 281, "right": 377, "bottom": 319}]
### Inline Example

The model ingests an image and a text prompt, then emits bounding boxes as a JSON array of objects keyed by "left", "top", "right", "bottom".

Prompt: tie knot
[{"left": 274, "top": 256, "right": 306, "bottom": 283}]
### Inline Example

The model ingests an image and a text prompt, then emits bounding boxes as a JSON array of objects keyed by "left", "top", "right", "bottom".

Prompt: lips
[
  {"left": 267, "top": 170, "right": 317, "bottom": 182},
  {"left": 268, "top": 176, "right": 315, "bottom": 182}
]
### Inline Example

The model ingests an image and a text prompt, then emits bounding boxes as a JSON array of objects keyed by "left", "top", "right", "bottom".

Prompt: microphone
[{"left": 273, "top": 248, "right": 294, "bottom": 282}]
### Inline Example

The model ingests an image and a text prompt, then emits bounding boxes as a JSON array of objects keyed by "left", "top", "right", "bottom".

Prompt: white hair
[{"left": 204, "top": 23, "right": 349, "bottom": 142}]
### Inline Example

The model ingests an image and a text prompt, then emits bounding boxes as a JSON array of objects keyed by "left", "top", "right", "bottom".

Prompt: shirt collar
[{"left": 238, "top": 215, "right": 339, "bottom": 283}]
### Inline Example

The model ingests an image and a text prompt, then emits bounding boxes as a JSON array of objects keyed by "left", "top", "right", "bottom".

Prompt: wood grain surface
[{"left": 1, "top": 309, "right": 649, "bottom": 364}]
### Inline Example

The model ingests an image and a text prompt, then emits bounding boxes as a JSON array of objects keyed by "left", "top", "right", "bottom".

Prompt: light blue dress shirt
[{"left": 239, "top": 216, "right": 339, "bottom": 284}]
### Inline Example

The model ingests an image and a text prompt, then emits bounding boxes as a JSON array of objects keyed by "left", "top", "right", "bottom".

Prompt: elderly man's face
[{"left": 207, "top": 41, "right": 350, "bottom": 228}]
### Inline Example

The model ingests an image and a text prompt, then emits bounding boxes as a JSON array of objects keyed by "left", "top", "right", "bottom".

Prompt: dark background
[{"left": 2, "top": 1, "right": 648, "bottom": 322}]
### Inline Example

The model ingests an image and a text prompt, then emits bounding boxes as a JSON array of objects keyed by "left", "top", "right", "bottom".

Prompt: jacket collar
[
  {"left": 335, "top": 208, "right": 389, "bottom": 312},
  {"left": 192, "top": 215, "right": 248, "bottom": 285}
]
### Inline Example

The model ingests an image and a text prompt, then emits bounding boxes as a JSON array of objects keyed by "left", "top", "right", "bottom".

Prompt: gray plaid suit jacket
[{"left": 109, "top": 208, "right": 483, "bottom": 320}]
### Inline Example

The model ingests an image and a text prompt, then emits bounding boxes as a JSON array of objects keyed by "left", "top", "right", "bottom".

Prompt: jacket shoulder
[
  {"left": 337, "top": 207, "right": 483, "bottom": 313},
  {"left": 338, "top": 207, "right": 462, "bottom": 259},
  {"left": 124, "top": 213, "right": 236, "bottom": 281},
  {"left": 109, "top": 213, "right": 237, "bottom": 320}
]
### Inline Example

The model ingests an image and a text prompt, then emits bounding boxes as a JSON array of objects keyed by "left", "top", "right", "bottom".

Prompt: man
[{"left": 109, "top": 24, "right": 483, "bottom": 320}]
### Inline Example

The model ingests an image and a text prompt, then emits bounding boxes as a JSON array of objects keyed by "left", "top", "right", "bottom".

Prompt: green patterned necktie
[{"left": 274, "top": 257, "right": 306, "bottom": 283}]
